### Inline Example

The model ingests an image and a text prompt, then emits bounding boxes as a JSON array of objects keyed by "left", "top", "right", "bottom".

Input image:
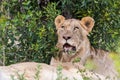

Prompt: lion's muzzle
[{"left": 63, "top": 43, "right": 76, "bottom": 52}]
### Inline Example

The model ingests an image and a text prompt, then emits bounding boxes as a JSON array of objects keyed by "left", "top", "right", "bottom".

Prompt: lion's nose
[{"left": 63, "top": 36, "right": 71, "bottom": 40}]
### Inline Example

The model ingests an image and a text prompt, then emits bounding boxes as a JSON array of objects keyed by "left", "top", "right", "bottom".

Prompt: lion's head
[{"left": 55, "top": 15, "right": 95, "bottom": 54}]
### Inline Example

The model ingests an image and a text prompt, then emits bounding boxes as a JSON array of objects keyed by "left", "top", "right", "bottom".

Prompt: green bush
[
  {"left": 0, "top": 0, "right": 120, "bottom": 65},
  {"left": 0, "top": 0, "right": 60, "bottom": 65}
]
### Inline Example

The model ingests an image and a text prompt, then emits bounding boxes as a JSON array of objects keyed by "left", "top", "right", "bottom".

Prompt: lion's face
[
  {"left": 55, "top": 15, "right": 94, "bottom": 54},
  {"left": 56, "top": 19, "right": 85, "bottom": 52}
]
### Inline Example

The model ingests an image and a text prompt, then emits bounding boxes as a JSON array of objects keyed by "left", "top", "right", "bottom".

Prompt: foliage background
[{"left": 0, "top": 0, "right": 120, "bottom": 65}]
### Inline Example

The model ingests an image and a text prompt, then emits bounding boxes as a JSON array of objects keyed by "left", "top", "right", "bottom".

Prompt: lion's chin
[{"left": 63, "top": 43, "right": 76, "bottom": 53}]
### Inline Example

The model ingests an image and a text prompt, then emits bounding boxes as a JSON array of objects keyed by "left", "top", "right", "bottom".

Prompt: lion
[
  {"left": 51, "top": 15, "right": 118, "bottom": 79},
  {"left": 0, "top": 15, "right": 118, "bottom": 80}
]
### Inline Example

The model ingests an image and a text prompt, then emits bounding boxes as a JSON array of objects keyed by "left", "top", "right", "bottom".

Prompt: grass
[
  {"left": 110, "top": 52, "right": 120, "bottom": 77},
  {"left": 10, "top": 64, "right": 41, "bottom": 80}
]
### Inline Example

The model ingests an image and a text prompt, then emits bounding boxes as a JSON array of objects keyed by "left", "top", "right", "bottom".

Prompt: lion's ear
[
  {"left": 80, "top": 17, "right": 95, "bottom": 33},
  {"left": 55, "top": 15, "right": 65, "bottom": 29}
]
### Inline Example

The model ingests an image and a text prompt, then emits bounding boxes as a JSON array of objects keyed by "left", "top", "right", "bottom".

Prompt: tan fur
[
  {"left": 55, "top": 15, "right": 65, "bottom": 29},
  {"left": 0, "top": 62, "right": 108, "bottom": 80},
  {"left": 0, "top": 62, "right": 83, "bottom": 80},
  {"left": 80, "top": 17, "right": 94, "bottom": 32},
  {"left": 52, "top": 15, "right": 118, "bottom": 79}
]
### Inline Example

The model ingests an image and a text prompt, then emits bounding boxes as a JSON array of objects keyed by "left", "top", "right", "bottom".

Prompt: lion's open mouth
[{"left": 63, "top": 43, "right": 76, "bottom": 52}]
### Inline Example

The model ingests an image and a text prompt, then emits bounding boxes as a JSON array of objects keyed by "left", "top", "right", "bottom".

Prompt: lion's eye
[
  {"left": 74, "top": 27, "right": 79, "bottom": 30},
  {"left": 61, "top": 26, "right": 64, "bottom": 28}
]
